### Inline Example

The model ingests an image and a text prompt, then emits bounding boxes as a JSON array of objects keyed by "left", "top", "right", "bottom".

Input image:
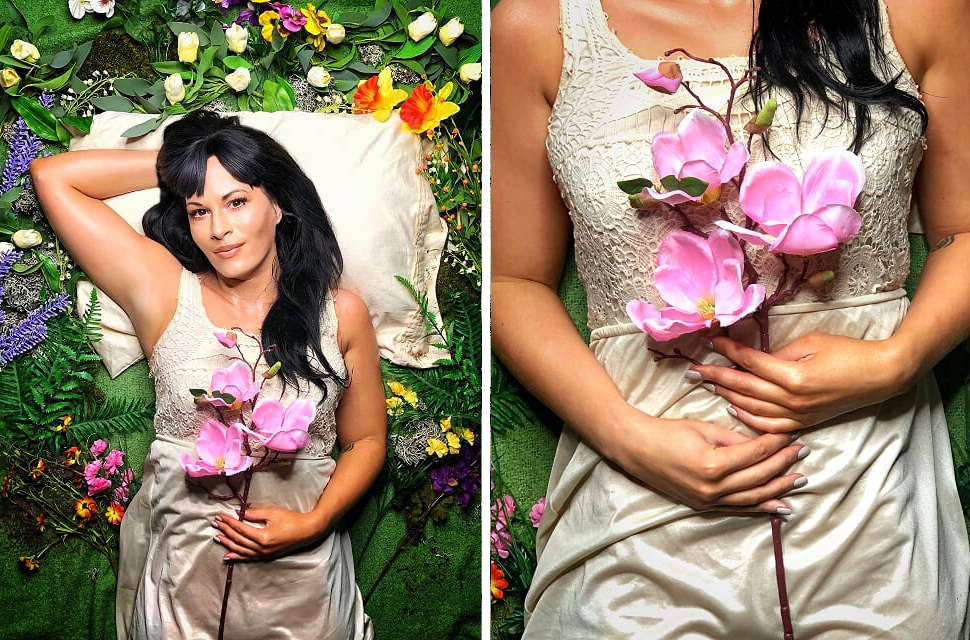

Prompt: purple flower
[
  {"left": 237, "top": 8, "right": 259, "bottom": 25},
  {"left": 89, "top": 439, "right": 108, "bottom": 457},
  {"left": 0, "top": 292, "right": 71, "bottom": 367},
  {"left": 428, "top": 441, "right": 480, "bottom": 508},
  {"left": 274, "top": 3, "right": 306, "bottom": 31},
  {"left": 103, "top": 449, "right": 124, "bottom": 475},
  {"left": 113, "top": 484, "right": 130, "bottom": 503}
]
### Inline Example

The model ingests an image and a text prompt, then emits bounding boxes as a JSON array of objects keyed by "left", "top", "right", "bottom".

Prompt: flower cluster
[
  {"left": 385, "top": 380, "right": 419, "bottom": 416},
  {"left": 353, "top": 68, "right": 459, "bottom": 137},
  {"left": 428, "top": 439, "right": 479, "bottom": 508},
  {"left": 489, "top": 488, "right": 545, "bottom": 616},
  {"left": 426, "top": 415, "right": 474, "bottom": 458}
]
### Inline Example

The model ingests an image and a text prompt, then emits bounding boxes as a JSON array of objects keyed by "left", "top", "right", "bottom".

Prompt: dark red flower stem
[{"left": 772, "top": 515, "right": 795, "bottom": 640}]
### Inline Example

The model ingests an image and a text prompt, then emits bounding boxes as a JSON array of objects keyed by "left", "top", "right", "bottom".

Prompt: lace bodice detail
[
  {"left": 150, "top": 269, "right": 346, "bottom": 457},
  {"left": 548, "top": 0, "right": 925, "bottom": 332}
]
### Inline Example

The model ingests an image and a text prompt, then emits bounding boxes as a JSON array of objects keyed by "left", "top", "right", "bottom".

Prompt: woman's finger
[{"left": 727, "top": 403, "right": 808, "bottom": 433}]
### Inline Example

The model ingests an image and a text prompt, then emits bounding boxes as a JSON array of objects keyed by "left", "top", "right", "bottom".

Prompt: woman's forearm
[
  {"left": 31, "top": 149, "right": 158, "bottom": 201},
  {"left": 307, "top": 437, "right": 385, "bottom": 536}
]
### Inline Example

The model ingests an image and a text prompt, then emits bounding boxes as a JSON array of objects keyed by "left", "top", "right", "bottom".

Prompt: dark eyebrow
[{"left": 185, "top": 189, "right": 249, "bottom": 208}]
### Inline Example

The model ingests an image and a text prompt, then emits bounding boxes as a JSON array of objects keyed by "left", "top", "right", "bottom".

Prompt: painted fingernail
[
  {"left": 793, "top": 477, "right": 808, "bottom": 489},
  {"left": 214, "top": 515, "right": 222, "bottom": 522},
  {"left": 213, "top": 535, "right": 221, "bottom": 543},
  {"left": 211, "top": 521, "right": 219, "bottom": 529},
  {"left": 775, "top": 507, "right": 792, "bottom": 515},
  {"left": 726, "top": 406, "right": 738, "bottom": 418},
  {"left": 702, "top": 383, "right": 716, "bottom": 393},
  {"left": 701, "top": 339, "right": 714, "bottom": 350},
  {"left": 684, "top": 370, "right": 703, "bottom": 381},
  {"left": 797, "top": 446, "right": 811, "bottom": 460}
]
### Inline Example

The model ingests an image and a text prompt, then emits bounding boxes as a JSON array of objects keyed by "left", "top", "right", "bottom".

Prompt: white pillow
[{"left": 69, "top": 111, "right": 448, "bottom": 375}]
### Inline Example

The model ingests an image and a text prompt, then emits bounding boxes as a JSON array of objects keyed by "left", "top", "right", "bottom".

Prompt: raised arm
[
  {"left": 491, "top": 0, "right": 805, "bottom": 512},
  {"left": 30, "top": 150, "right": 182, "bottom": 353},
  {"left": 213, "top": 290, "right": 386, "bottom": 559}
]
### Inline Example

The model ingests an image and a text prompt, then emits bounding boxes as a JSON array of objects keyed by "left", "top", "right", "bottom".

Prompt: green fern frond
[{"left": 70, "top": 396, "right": 154, "bottom": 440}]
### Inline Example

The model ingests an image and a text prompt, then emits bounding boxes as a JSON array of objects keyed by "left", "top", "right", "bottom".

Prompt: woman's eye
[
  {"left": 188, "top": 208, "right": 207, "bottom": 219},
  {"left": 228, "top": 198, "right": 247, "bottom": 209}
]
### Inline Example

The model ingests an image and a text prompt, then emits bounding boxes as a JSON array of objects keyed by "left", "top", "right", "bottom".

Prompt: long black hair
[
  {"left": 144, "top": 110, "right": 346, "bottom": 398},
  {"left": 750, "top": 0, "right": 927, "bottom": 151}
]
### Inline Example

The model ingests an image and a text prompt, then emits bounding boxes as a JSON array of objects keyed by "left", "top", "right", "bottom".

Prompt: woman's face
[{"left": 186, "top": 156, "right": 282, "bottom": 284}]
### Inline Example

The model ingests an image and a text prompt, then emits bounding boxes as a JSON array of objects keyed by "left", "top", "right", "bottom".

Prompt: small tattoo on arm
[
  {"left": 341, "top": 443, "right": 355, "bottom": 453},
  {"left": 931, "top": 235, "right": 955, "bottom": 252}
]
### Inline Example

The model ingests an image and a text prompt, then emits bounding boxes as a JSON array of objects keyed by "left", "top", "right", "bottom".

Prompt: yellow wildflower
[
  {"left": 300, "top": 2, "right": 331, "bottom": 51},
  {"left": 445, "top": 431, "right": 461, "bottom": 454},
  {"left": 403, "top": 390, "right": 418, "bottom": 408},
  {"left": 259, "top": 10, "right": 283, "bottom": 42},
  {"left": 426, "top": 437, "right": 448, "bottom": 458},
  {"left": 440, "top": 416, "right": 452, "bottom": 432},
  {"left": 388, "top": 381, "right": 405, "bottom": 396},
  {"left": 385, "top": 396, "right": 404, "bottom": 416},
  {"left": 460, "top": 428, "right": 475, "bottom": 445}
]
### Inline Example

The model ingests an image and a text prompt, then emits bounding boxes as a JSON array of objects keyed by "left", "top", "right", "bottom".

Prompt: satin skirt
[
  {"left": 116, "top": 437, "right": 372, "bottom": 640},
  {"left": 524, "top": 290, "right": 970, "bottom": 639}
]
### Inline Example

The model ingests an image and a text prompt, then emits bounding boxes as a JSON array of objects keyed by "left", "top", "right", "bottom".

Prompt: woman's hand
[
  {"left": 689, "top": 333, "right": 910, "bottom": 433},
  {"left": 611, "top": 403, "right": 808, "bottom": 513},
  {"left": 212, "top": 506, "right": 323, "bottom": 561}
]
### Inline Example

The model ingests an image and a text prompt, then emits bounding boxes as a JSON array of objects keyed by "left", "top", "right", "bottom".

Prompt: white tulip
[
  {"left": 12, "top": 229, "right": 42, "bottom": 249},
  {"left": 225, "top": 23, "right": 248, "bottom": 54},
  {"left": 438, "top": 17, "right": 463, "bottom": 46},
  {"left": 164, "top": 73, "right": 185, "bottom": 104},
  {"left": 10, "top": 40, "right": 40, "bottom": 63},
  {"left": 407, "top": 12, "right": 437, "bottom": 42},
  {"left": 0, "top": 242, "right": 14, "bottom": 255},
  {"left": 458, "top": 62, "right": 481, "bottom": 83},
  {"left": 307, "top": 66, "right": 331, "bottom": 88},
  {"left": 325, "top": 23, "right": 345, "bottom": 45},
  {"left": 225, "top": 67, "right": 251, "bottom": 92},
  {"left": 177, "top": 31, "right": 200, "bottom": 63}
]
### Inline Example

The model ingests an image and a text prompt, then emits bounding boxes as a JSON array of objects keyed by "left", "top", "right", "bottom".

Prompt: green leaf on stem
[
  {"left": 433, "top": 39, "right": 458, "bottom": 69},
  {"left": 659, "top": 175, "right": 709, "bottom": 197},
  {"left": 152, "top": 61, "right": 188, "bottom": 75},
  {"left": 90, "top": 95, "right": 137, "bottom": 112},
  {"left": 617, "top": 177, "right": 653, "bottom": 195},
  {"left": 11, "top": 96, "right": 58, "bottom": 141},
  {"left": 361, "top": 2, "right": 393, "bottom": 28},
  {"left": 48, "top": 48, "right": 75, "bottom": 70},
  {"left": 223, "top": 55, "right": 253, "bottom": 70},
  {"left": 113, "top": 77, "right": 154, "bottom": 96},
  {"left": 26, "top": 67, "right": 73, "bottom": 91},
  {"left": 59, "top": 114, "right": 92, "bottom": 135},
  {"left": 121, "top": 115, "right": 165, "bottom": 139},
  {"left": 394, "top": 35, "right": 436, "bottom": 60}
]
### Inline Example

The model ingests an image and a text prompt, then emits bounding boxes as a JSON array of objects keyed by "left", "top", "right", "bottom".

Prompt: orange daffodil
[
  {"left": 300, "top": 3, "right": 331, "bottom": 51},
  {"left": 399, "top": 81, "right": 460, "bottom": 136},
  {"left": 353, "top": 68, "right": 407, "bottom": 122}
]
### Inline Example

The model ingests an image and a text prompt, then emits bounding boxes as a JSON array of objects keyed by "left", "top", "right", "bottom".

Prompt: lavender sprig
[
  {"left": 0, "top": 292, "right": 70, "bottom": 367},
  {"left": 1, "top": 92, "right": 53, "bottom": 201}
]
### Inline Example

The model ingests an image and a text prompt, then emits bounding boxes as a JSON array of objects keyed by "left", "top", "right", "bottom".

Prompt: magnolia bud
[
  {"left": 628, "top": 191, "right": 664, "bottom": 212},
  {"left": 407, "top": 12, "right": 437, "bottom": 41},
  {"left": 10, "top": 39, "right": 40, "bottom": 63},
  {"left": 12, "top": 229, "right": 42, "bottom": 249},
  {"left": 0, "top": 68, "right": 21, "bottom": 89},
  {"left": 177, "top": 31, "right": 200, "bottom": 63},
  {"left": 225, "top": 67, "right": 251, "bottom": 92},
  {"left": 633, "top": 61, "right": 682, "bottom": 95},
  {"left": 326, "top": 23, "right": 345, "bottom": 44},
  {"left": 307, "top": 66, "right": 331, "bottom": 88},
  {"left": 263, "top": 361, "right": 282, "bottom": 379},
  {"left": 164, "top": 73, "right": 185, "bottom": 104},
  {"left": 806, "top": 270, "right": 836, "bottom": 288},
  {"left": 438, "top": 17, "right": 463, "bottom": 46},
  {"left": 225, "top": 23, "right": 248, "bottom": 54},
  {"left": 744, "top": 98, "right": 779, "bottom": 135},
  {"left": 458, "top": 62, "right": 481, "bottom": 83}
]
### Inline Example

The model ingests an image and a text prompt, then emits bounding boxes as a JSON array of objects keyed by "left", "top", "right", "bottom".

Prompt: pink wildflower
[
  {"left": 243, "top": 398, "right": 315, "bottom": 452},
  {"left": 87, "top": 476, "right": 111, "bottom": 496},
  {"left": 214, "top": 330, "right": 238, "bottom": 349},
  {"left": 529, "top": 497, "right": 546, "bottom": 528},
  {"left": 83, "top": 460, "right": 103, "bottom": 484},
  {"left": 103, "top": 449, "right": 124, "bottom": 475},
  {"left": 90, "top": 439, "right": 108, "bottom": 457}
]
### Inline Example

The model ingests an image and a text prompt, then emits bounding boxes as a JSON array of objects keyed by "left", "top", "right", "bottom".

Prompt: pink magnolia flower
[
  {"left": 103, "top": 449, "right": 124, "bottom": 475},
  {"left": 633, "top": 61, "right": 682, "bottom": 95},
  {"left": 214, "top": 330, "right": 238, "bottom": 349},
  {"left": 646, "top": 109, "right": 749, "bottom": 205},
  {"left": 90, "top": 439, "right": 108, "bottom": 457},
  {"left": 87, "top": 477, "right": 111, "bottom": 496},
  {"left": 207, "top": 360, "right": 260, "bottom": 407},
  {"left": 627, "top": 229, "right": 766, "bottom": 341},
  {"left": 244, "top": 397, "right": 315, "bottom": 452},
  {"left": 179, "top": 420, "right": 253, "bottom": 477},
  {"left": 715, "top": 149, "right": 865, "bottom": 256},
  {"left": 529, "top": 497, "right": 546, "bottom": 528}
]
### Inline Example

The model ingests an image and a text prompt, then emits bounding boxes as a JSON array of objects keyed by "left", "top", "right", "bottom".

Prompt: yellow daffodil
[
  {"left": 426, "top": 437, "right": 448, "bottom": 458},
  {"left": 399, "top": 81, "right": 460, "bottom": 136},
  {"left": 353, "top": 68, "right": 407, "bottom": 122},
  {"left": 460, "top": 427, "right": 475, "bottom": 445},
  {"left": 300, "top": 3, "right": 331, "bottom": 51},
  {"left": 403, "top": 390, "right": 418, "bottom": 408}
]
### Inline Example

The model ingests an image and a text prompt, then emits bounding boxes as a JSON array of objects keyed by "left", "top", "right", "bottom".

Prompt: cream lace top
[
  {"left": 548, "top": 0, "right": 926, "bottom": 333},
  {"left": 149, "top": 269, "right": 346, "bottom": 458}
]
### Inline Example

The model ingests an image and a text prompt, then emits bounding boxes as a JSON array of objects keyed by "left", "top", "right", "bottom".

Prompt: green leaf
[
  {"left": 209, "top": 20, "right": 226, "bottom": 48},
  {"left": 261, "top": 76, "right": 296, "bottom": 112},
  {"left": 113, "top": 77, "right": 154, "bottom": 96},
  {"left": 391, "top": 1, "right": 409, "bottom": 26},
  {"left": 152, "top": 60, "right": 188, "bottom": 75},
  {"left": 189, "top": 388, "right": 207, "bottom": 398},
  {"left": 72, "top": 40, "right": 93, "bottom": 69},
  {"left": 121, "top": 116, "right": 165, "bottom": 139},
  {"left": 11, "top": 96, "right": 58, "bottom": 141},
  {"left": 29, "top": 15, "right": 54, "bottom": 40},
  {"left": 659, "top": 175, "right": 709, "bottom": 197},
  {"left": 457, "top": 43, "right": 481, "bottom": 66},
  {"left": 0, "top": 0, "right": 26, "bottom": 28},
  {"left": 617, "top": 177, "right": 653, "bottom": 195},
  {"left": 223, "top": 55, "right": 253, "bottom": 70},
  {"left": 297, "top": 48, "right": 314, "bottom": 73},
  {"left": 59, "top": 114, "right": 92, "bottom": 134},
  {"left": 361, "top": 1, "right": 393, "bottom": 27},
  {"left": 90, "top": 95, "right": 137, "bottom": 112},
  {"left": 0, "top": 55, "right": 30, "bottom": 70},
  {"left": 347, "top": 61, "right": 379, "bottom": 75},
  {"left": 0, "top": 23, "right": 12, "bottom": 53},
  {"left": 394, "top": 35, "right": 436, "bottom": 60},
  {"left": 396, "top": 58, "right": 425, "bottom": 76},
  {"left": 26, "top": 66, "right": 73, "bottom": 91},
  {"left": 48, "top": 48, "right": 74, "bottom": 70},
  {"left": 54, "top": 120, "right": 71, "bottom": 147},
  {"left": 433, "top": 40, "right": 458, "bottom": 69},
  {"left": 168, "top": 21, "right": 210, "bottom": 46},
  {"left": 36, "top": 251, "right": 60, "bottom": 292},
  {"left": 196, "top": 45, "right": 218, "bottom": 76}
]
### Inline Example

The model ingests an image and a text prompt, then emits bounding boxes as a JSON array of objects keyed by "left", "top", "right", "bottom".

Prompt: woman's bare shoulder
[
  {"left": 492, "top": 0, "right": 563, "bottom": 104},
  {"left": 332, "top": 289, "right": 374, "bottom": 354},
  {"left": 886, "top": 0, "right": 970, "bottom": 87}
]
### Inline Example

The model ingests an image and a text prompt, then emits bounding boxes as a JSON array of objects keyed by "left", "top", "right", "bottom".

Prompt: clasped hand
[
  {"left": 689, "top": 332, "right": 905, "bottom": 433},
  {"left": 212, "top": 506, "right": 324, "bottom": 561}
]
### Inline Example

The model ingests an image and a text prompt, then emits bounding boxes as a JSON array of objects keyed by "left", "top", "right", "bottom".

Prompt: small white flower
[
  {"left": 407, "top": 12, "right": 437, "bottom": 42},
  {"left": 11, "top": 229, "right": 42, "bottom": 249},
  {"left": 164, "top": 73, "right": 185, "bottom": 104},
  {"left": 10, "top": 40, "right": 40, "bottom": 63},
  {"left": 438, "top": 17, "right": 463, "bottom": 46},
  {"left": 88, "top": 0, "right": 114, "bottom": 17},
  {"left": 306, "top": 66, "right": 331, "bottom": 88},
  {"left": 0, "top": 242, "right": 14, "bottom": 255},
  {"left": 225, "top": 23, "right": 248, "bottom": 54},
  {"left": 458, "top": 62, "right": 481, "bottom": 83},
  {"left": 225, "top": 67, "right": 251, "bottom": 92},
  {"left": 325, "top": 23, "right": 345, "bottom": 44},
  {"left": 67, "top": 0, "right": 88, "bottom": 18},
  {"left": 177, "top": 31, "right": 200, "bottom": 63}
]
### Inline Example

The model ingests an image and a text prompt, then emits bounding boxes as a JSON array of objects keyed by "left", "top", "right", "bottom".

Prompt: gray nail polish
[
  {"left": 726, "top": 406, "right": 738, "bottom": 418},
  {"left": 793, "top": 477, "right": 808, "bottom": 489},
  {"left": 701, "top": 339, "right": 714, "bottom": 350},
  {"left": 797, "top": 446, "right": 811, "bottom": 460},
  {"left": 684, "top": 370, "right": 703, "bottom": 381},
  {"left": 702, "top": 382, "right": 716, "bottom": 393},
  {"left": 775, "top": 507, "right": 792, "bottom": 515},
  {"left": 211, "top": 521, "right": 219, "bottom": 529}
]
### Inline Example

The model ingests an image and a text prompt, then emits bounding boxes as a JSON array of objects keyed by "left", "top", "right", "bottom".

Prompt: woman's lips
[{"left": 214, "top": 242, "right": 244, "bottom": 258}]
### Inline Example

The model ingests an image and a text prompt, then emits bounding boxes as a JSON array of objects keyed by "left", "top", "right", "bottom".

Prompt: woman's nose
[{"left": 209, "top": 210, "right": 231, "bottom": 239}]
